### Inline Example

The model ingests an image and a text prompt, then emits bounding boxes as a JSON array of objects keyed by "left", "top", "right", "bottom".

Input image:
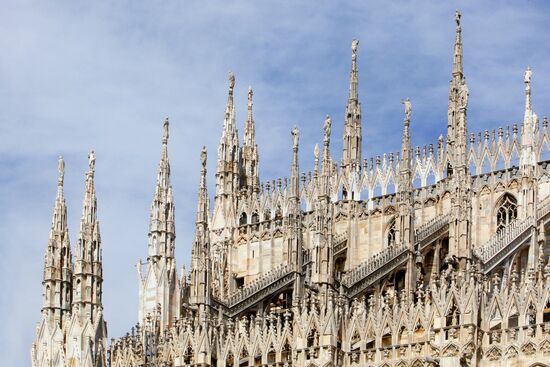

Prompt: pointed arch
[
  {"left": 495, "top": 193, "right": 518, "bottom": 232},
  {"left": 385, "top": 217, "right": 396, "bottom": 247}
]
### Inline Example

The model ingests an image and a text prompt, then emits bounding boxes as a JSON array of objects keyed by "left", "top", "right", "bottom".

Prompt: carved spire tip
[
  {"left": 200, "top": 146, "right": 207, "bottom": 168},
  {"left": 57, "top": 156, "right": 65, "bottom": 186},
  {"left": 162, "top": 118, "right": 169, "bottom": 144},
  {"left": 228, "top": 71, "right": 235, "bottom": 90}
]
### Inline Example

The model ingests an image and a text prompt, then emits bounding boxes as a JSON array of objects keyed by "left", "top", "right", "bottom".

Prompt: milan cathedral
[{"left": 32, "top": 11, "right": 550, "bottom": 367}]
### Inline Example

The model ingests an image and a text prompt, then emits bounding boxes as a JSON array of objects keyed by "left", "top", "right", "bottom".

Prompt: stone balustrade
[
  {"left": 341, "top": 242, "right": 408, "bottom": 287},
  {"left": 415, "top": 213, "right": 450, "bottom": 245},
  {"left": 474, "top": 217, "right": 533, "bottom": 263},
  {"left": 226, "top": 264, "right": 292, "bottom": 307},
  {"left": 342, "top": 213, "right": 450, "bottom": 288}
]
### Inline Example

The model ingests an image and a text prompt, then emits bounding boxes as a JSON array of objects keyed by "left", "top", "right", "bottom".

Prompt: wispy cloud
[{"left": 1, "top": 1, "right": 549, "bottom": 364}]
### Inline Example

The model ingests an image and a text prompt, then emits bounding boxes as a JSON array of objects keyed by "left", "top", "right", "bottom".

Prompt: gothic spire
[
  {"left": 342, "top": 39, "right": 362, "bottom": 171},
  {"left": 521, "top": 66, "right": 536, "bottom": 172},
  {"left": 73, "top": 151, "right": 103, "bottom": 319},
  {"left": 241, "top": 86, "right": 260, "bottom": 192},
  {"left": 447, "top": 10, "right": 469, "bottom": 170},
  {"left": 224, "top": 72, "right": 236, "bottom": 134},
  {"left": 401, "top": 98, "right": 412, "bottom": 173},
  {"left": 349, "top": 39, "right": 359, "bottom": 102},
  {"left": 290, "top": 127, "right": 300, "bottom": 202},
  {"left": 213, "top": 73, "right": 240, "bottom": 229},
  {"left": 219, "top": 71, "right": 239, "bottom": 163},
  {"left": 317, "top": 115, "right": 332, "bottom": 200},
  {"left": 322, "top": 115, "right": 332, "bottom": 174},
  {"left": 245, "top": 86, "right": 255, "bottom": 147},
  {"left": 452, "top": 10, "right": 463, "bottom": 79},
  {"left": 42, "top": 156, "right": 72, "bottom": 325},
  {"left": 148, "top": 118, "right": 176, "bottom": 260},
  {"left": 190, "top": 147, "right": 211, "bottom": 307},
  {"left": 196, "top": 146, "right": 209, "bottom": 226}
]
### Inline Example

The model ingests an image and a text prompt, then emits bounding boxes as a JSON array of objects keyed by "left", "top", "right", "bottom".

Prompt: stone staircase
[
  {"left": 474, "top": 195, "right": 550, "bottom": 273},
  {"left": 474, "top": 217, "right": 533, "bottom": 271},
  {"left": 416, "top": 214, "right": 451, "bottom": 249},
  {"left": 212, "top": 264, "right": 296, "bottom": 316},
  {"left": 341, "top": 242, "right": 408, "bottom": 294},
  {"left": 341, "top": 213, "right": 450, "bottom": 297},
  {"left": 333, "top": 232, "right": 348, "bottom": 255}
]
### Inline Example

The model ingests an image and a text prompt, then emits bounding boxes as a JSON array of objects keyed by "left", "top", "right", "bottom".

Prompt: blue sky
[{"left": 1, "top": 1, "right": 549, "bottom": 364}]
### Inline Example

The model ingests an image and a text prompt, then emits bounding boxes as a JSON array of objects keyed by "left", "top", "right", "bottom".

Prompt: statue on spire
[
  {"left": 88, "top": 150, "right": 96, "bottom": 172},
  {"left": 58, "top": 156, "right": 65, "bottom": 186},
  {"left": 228, "top": 71, "right": 235, "bottom": 90},
  {"left": 401, "top": 98, "right": 412, "bottom": 122},
  {"left": 455, "top": 10, "right": 461, "bottom": 27},
  {"left": 323, "top": 115, "right": 332, "bottom": 143},
  {"left": 351, "top": 39, "right": 359, "bottom": 60},
  {"left": 292, "top": 126, "right": 299, "bottom": 148},
  {"left": 201, "top": 146, "right": 207, "bottom": 168},
  {"left": 163, "top": 118, "right": 169, "bottom": 144}
]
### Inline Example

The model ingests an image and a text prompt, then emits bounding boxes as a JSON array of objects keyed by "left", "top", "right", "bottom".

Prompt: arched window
[
  {"left": 239, "top": 212, "right": 247, "bottom": 226},
  {"left": 496, "top": 194, "right": 517, "bottom": 232},
  {"left": 386, "top": 220, "right": 396, "bottom": 246},
  {"left": 251, "top": 212, "right": 259, "bottom": 224}
]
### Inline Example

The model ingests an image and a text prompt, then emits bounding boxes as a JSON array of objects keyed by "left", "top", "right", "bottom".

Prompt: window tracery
[
  {"left": 387, "top": 219, "right": 396, "bottom": 246},
  {"left": 496, "top": 194, "right": 517, "bottom": 232}
]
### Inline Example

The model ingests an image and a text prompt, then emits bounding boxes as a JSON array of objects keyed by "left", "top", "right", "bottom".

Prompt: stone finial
[{"left": 58, "top": 156, "right": 65, "bottom": 186}]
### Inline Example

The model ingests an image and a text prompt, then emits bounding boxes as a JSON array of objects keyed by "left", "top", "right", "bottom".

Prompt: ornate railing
[
  {"left": 333, "top": 232, "right": 348, "bottom": 254},
  {"left": 341, "top": 242, "right": 408, "bottom": 288},
  {"left": 226, "top": 264, "right": 292, "bottom": 306},
  {"left": 341, "top": 213, "right": 450, "bottom": 295},
  {"left": 537, "top": 194, "right": 550, "bottom": 220},
  {"left": 474, "top": 217, "right": 533, "bottom": 264},
  {"left": 416, "top": 213, "right": 450, "bottom": 247}
]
